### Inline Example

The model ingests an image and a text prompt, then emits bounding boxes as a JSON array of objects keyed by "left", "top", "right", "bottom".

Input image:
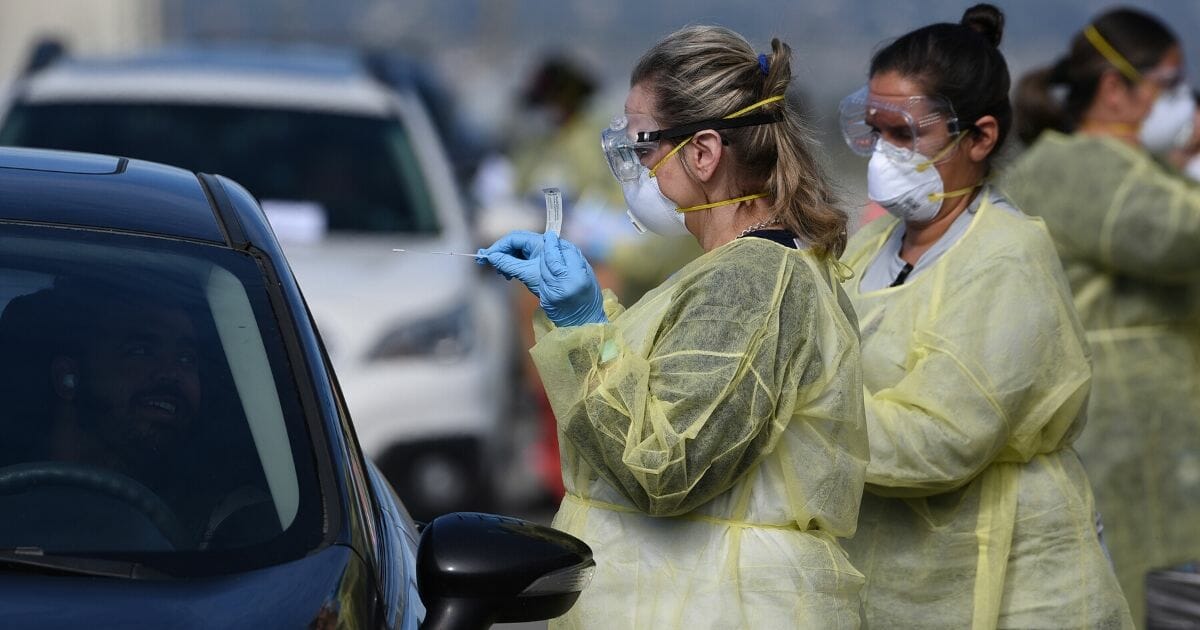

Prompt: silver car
[{"left": 0, "top": 47, "right": 518, "bottom": 520}]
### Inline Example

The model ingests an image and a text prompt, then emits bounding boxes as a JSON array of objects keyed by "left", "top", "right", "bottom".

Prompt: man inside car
[
  {"left": 45, "top": 283, "right": 202, "bottom": 481},
  {"left": 0, "top": 279, "right": 217, "bottom": 550}
]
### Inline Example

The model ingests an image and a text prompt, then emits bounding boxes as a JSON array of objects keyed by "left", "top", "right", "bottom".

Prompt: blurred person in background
[
  {"left": 1172, "top": 89, "right": 1200, "bottom": 181},
  {"left": 477, "top": 25, "right": 869, "bottom": 628},
  {"left": 838, "top": 5, "right": 1131, "bottom": 628},
  {"left": 1002, "top": 6, "right": 1200, "bottom": 625},
  {"left": 505, "top": 53, "right": 703, "bottom": 302},
  {"left": 474, "top": 54, "right": 621, "bottom": 502},
  {"left": 475, "top": 53, "right": 702, "bottom": 504}
]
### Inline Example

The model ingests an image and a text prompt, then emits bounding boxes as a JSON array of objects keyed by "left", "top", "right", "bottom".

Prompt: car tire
[{"left": 376, "top": 438, "right": 493, "bottom": 523}]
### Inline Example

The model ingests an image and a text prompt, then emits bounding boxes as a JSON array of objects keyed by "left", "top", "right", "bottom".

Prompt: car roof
[
  {"left": 0, "top": 146, "right": 225, "bottom": 243},
  {"left": 19, "top": 46, "right": 396, "bottom": 117}
]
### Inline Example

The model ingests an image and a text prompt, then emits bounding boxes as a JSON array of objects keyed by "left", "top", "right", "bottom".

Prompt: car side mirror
[{"left": 417, "top": 512, "right": 594, "bottom": 630}]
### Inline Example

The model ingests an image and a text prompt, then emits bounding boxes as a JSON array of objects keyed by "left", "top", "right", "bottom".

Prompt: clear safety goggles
[
  {"left": 601, "top": 96, "right": 784, "bottom": 183},
  {"left": 838, "top": 85, "right": 970, "bottom": 164}
]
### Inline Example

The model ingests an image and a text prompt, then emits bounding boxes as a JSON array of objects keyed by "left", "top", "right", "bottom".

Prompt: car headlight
[{"left": 367, "top": 302, "right": 474, "bottom": 361}]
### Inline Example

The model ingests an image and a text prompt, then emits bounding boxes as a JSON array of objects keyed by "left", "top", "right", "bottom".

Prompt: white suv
[{"left": 0, "top": 47, "right": 518, "bottom": 520}]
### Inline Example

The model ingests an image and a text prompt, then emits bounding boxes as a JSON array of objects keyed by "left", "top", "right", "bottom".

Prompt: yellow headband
[{"left": 1084, "top": 24, "right": 1142, "bottom": 83}]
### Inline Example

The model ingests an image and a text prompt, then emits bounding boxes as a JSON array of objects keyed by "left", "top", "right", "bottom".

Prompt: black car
[{"left": 0, "top": 147, "right": 592, "bottom": 628}]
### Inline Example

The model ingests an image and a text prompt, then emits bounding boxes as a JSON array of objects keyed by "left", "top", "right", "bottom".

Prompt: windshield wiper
[{"left": 0, "top": 547, "right": 166, "bottom": 579}]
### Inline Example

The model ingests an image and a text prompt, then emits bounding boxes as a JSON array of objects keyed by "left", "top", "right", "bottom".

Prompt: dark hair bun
[{"left": 961, "top": 3, "right": 1005, "bottom": 47}]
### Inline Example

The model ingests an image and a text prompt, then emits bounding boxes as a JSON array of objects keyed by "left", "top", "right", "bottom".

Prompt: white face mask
[
  {"left": 867, "top": 143, "right": 946, "bottom": 223},
  {"left": 1140, "top": 83, "right": 1196, "bottom": 154},
  {"left": 1185, "top": 153, "right": 1200, "bottom": 182},
  {"left": 621, "top": 165, "right": 690, "bottom": 237}
]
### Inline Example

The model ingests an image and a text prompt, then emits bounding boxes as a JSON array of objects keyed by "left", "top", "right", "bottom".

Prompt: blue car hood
[{"left": 0, "top": 544, "right": 375, "bottom": 628}]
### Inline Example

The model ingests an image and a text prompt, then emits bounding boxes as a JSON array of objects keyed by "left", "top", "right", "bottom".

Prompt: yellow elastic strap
[
  {"left": 1084, "top": 25, "right": 1143, "bottom": 83},
  {"left": 927, "top": 183, "right": 980, "bottom": 203},
  {"left": 914, "top": 131, "right": 967, "bottom": 173},
  {"left": 727, "top": 94, "right": 785, "bottom": 119},
  {"left": 648, "top": 94, "right": 786, "bottom": 177},
  {"left": 647, "top": 94, "right": 783, "bottom": 211},
  {"left": 649, "top": 135, "right": 692, "bottom": 176},
  {"left": 1086, "top": 121, "right": 1140, "bottom": 136},
  {"left": 679, "top": 192, "right": 769, "bottom": 213}
]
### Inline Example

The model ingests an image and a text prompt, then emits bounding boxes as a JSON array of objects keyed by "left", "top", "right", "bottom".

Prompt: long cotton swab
[{"left": 391, "top": 249, "right": 484, "bottom": 258}]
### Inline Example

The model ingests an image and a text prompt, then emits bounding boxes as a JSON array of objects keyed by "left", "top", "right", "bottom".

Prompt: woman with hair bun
[
  {"left": 1003, "top": 7, "right": 1200, "bottom": 625},
  {"left": 478, "top": 25, "right": 869, "bottom": 629},
  {"left": 836, "top": 4, "right": 1132, "bottom": 627}
]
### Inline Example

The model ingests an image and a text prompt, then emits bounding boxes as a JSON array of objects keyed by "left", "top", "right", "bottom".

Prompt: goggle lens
[{"left": 601, "top": 115, "right": 658, "bottom": 183}]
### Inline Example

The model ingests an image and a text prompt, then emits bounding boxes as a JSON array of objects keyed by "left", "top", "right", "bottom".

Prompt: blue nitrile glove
[
  {"left": 477, "top": 230, "right": 545, "bottom": 298},
  {"left": 538, "top": 231, "right": 607, "bottom": 327}
]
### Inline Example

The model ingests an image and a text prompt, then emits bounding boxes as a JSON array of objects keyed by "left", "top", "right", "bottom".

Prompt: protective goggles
[
  {"left": 838, "top": 85, "right": 970, "bottom": 164},
  {"left": 601, "top": 95, "right": 784, "bottom": 183}
]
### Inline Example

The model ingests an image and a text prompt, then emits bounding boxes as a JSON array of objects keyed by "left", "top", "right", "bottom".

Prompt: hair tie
[{"left": 757, "top": 54, "right": 769, "bottom": 77}]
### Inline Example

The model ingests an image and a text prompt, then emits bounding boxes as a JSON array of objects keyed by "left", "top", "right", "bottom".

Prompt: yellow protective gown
[
  {"left": 841, "top": 191, "right": 1132, "bottom": 629},
  {"left": 1001, "top": 131, "right": 1200, "bottom": 626},
  {"left": 530, "top": 236, "right": 870, "bottom": 629}
]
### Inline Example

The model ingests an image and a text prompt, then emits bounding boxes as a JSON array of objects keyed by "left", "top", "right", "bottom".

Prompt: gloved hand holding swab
[{"left": 394, "top": 186, "right": 564, "bottom": 258}]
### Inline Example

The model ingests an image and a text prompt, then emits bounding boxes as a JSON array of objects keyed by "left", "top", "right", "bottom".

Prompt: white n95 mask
[
  {"left": 1186, "top": 153, "right": 1200, "bottom": 182},
  {"left": 867, "top": 137, "right": 977, "bottom": 223},
  {"left": 867, "top": 145, "right": 946, "bottom": 223},
  {"left": 1140, "top": 83, "right": 1196, "bottom": 154},
  {"left": 622, "top": 166, "right": 690, "bottom": 237}
]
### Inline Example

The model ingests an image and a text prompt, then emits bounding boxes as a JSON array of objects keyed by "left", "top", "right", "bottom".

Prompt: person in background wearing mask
[
  {"left": 837, "top": 5, "right": 1132, "bottom": 628},
  {"left": 1170, "top": 89, "right": 1200, "bottom": 181},
  {"left": 477, "top": 25, "right": 869, "bottom": 629},
  {"left": 1002, "top": 7, "right": 1200, "bottom": 625},
  {"left": 477, "top": 55, "right": 704, "bottom": 507}
]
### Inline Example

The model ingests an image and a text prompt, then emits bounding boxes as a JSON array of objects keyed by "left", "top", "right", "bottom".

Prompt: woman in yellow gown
[{"left": 837, "top": 4, "right": 1131, "bottom": 628}]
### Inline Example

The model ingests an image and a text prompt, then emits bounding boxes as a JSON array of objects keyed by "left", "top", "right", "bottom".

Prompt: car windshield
[
  {"left": 0, "top": 102, "right": 440, "bottom": 234},
  {"left": 0, "top": 224, "right": 325, "bottom": 575}
]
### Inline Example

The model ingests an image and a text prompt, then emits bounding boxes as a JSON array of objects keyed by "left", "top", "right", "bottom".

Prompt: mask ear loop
[
  {"left": 649, "top": 136, "right": 692, "bottom": 178},
  {"left": 913, "top": 131, "right": 984, "bottom": 203},
  {"left": 649, "top": 137, "right": 770, "bottom": 212},
  {"left": 928, "top": 183, "right": 982, "bottom": 204},
  {"left": 646, "top": 95, "right": 785, "bottom": 215},
  {"left": 914, "top": 131, "right": 967, "bottom": 173}
]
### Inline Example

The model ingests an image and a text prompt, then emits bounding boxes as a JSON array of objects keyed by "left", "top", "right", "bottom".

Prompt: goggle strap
[
  {"left": 637, "top": 94, "right": 787, "bottom": 143},
  {"left": 1084, "top": 25, "right": 1143, "bottom": 83},
  {"left": 643, "top": 95, "right": 787, "bottom": 179},
  {"left": 678, "top": 192, "right": 769, "bottom": 213},
  {"left": 638, "top": 112, "right": 781, "bottom": 143}
]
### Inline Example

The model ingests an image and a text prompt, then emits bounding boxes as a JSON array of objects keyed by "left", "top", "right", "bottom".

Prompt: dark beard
[{"left": 73, "top": 386, "right": 193, "bottom": 484}]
